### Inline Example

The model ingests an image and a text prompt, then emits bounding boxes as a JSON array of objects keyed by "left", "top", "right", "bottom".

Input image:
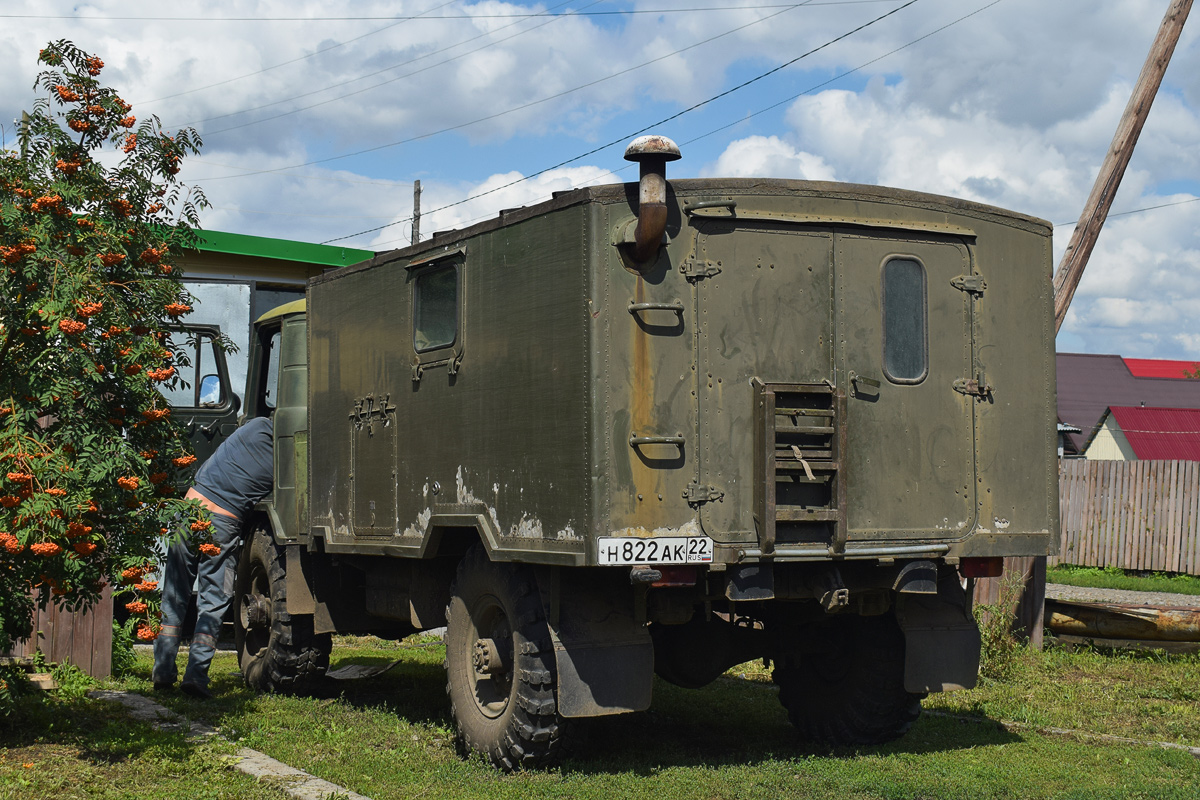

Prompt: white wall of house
[{"left": 1084, "top": 415, "right": 1137, "bottom": 460}]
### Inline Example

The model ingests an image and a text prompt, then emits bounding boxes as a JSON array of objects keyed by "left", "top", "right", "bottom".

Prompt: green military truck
[{"left": 231, "top": 136, "right": 1057, "bottom": 770}]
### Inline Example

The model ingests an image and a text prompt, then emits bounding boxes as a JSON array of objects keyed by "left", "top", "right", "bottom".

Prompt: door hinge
[
  {"left": 683, "top": 482, "right": 724, "bottom": 505},
  {"left": 953, "top": 375, "right": 993, "bottom": 397},
  {"left": 681, "top": 258, "right": 722, "bottom": 280},
  {"left": 950, "top": 274, "right": 987, "bottom": 296}
]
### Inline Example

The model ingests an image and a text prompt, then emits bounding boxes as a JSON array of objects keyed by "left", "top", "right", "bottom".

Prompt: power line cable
[
  {"left": 680, "top": 0, "right": 1004, "bottom": 147},
  {"left": 135, "top": 0, "right": 458, "bottom": 104},
  {"left": 440, "top": 0, "right": 1008, "bottom": 243},
  {"left": 194, "top": 0, "right": 819, "bottom": 179},
  {"left": 1053, "top": 196, "right": 1199, "bottom": 227},
  {"left": 186, "top": 0, "right": 600, "bottom": 133},
  {"left": 1, "top": 2, "right": 906, "bottom": 22},
  {"left": 320, "top": 0, "right": 922, "bottom": 244},
  {"left": 370, "top": 0, "right": 1000, "bottom": 248},
  {"left": 194, "top": 0, "right": 980, "bottom": 218}
]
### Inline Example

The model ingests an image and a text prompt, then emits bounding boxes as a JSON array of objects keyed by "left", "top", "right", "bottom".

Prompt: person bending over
[{"left": 152, "top": 415, "right": 273, "bottom": 698}]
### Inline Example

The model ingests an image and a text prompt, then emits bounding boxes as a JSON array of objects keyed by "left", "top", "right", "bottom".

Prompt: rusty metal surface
[
  {"left": 1046, "top": 598, "right": 1200, "bottom": 641},
  {"left": 623, "top": 135, "right": 681, "bottom": 163}
]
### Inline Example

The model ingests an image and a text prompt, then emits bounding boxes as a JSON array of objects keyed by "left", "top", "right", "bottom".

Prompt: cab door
[
  {"left": 163, "top": 325, "right": 240, "bottom": 469},
  {"left": 835, "top": 231, "right": 977, "bottom": 540}
]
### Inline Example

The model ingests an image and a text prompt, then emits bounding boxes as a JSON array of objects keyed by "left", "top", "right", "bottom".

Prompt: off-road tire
[
  {"left": 773, "top": 612, "right": 923, "bottom": 746},
  {"left": 234, "top": 526, "right": 331, "bottom": 693},
  {"left": 445, "top": 544, "right": 563, "bottom": 771}
]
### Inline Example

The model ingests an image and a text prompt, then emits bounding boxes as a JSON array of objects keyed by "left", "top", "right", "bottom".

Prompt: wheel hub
[
  {"left": 240, "top": 592, "right": 271, "bottom": 631},
  {"left": 473, "top": 637, "right": 512, "bottom": 676}
]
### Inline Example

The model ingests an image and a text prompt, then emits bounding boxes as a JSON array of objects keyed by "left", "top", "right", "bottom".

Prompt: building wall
[{"left": 1084, "top": 416, "right": 1136, "bottom": 460}]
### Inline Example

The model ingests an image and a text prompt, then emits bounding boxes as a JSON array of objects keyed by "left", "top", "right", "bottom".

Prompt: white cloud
[{"left": 699, "top": 135, "right": 835, "bottom": 180}]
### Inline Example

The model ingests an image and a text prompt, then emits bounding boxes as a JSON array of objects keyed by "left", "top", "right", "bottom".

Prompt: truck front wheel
[
  {"left": 234, "top": 526, "right": 331, "bottom": 693},
  {"left": 445, "top": 544, "right": 563, "bottom": 770},
  {"left": 772, "top": 612, "right": 923, "bottom": 746}
]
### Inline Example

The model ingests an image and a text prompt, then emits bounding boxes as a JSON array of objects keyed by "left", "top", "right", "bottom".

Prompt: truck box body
[{"left": 303, "top": 178, "right": 1056, "bottom": 566}]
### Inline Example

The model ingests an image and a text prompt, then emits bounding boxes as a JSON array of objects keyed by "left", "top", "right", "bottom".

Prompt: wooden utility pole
[
  {"left": 1052, "top": 0, "right": 1192, "bottom": 332},
  {"left": 411, "top": 180, "right": 422, "bottom": 246}
]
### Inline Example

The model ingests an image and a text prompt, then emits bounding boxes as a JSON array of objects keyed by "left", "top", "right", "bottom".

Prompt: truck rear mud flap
[
  {"left": 894, "top": 575, "right": 980, "bottom": 693},
  {"left": 536, "top": 567, "right": 654, "bottom": 718}
]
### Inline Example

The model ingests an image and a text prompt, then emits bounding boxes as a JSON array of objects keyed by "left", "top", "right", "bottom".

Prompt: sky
[{"left": 1, "top": 0, "right": 1198, "bottom": 359}]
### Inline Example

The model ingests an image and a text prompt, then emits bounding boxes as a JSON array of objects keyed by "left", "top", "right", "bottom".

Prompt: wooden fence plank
[
  {"left": 1082, "top": 462, "right": 1096, "bottom": 565},
  {"left": 1188, "top": 460, "right": 1196, "bottom": 573},
  {"left": 1128, "top": 459, "right": 1143, "bottom": 570},
  {"left": 1143, "top": 461, "right": 1157, "bottom": 571},
  {"left": 1108, "top": 460, "right": 1120, "bottom": 568},
  {"left": 1101, "top": 461, "right": 1116, "bottom": 567},
  {"left": 1170, "top": 461, "right": 1185, "bottom": 571}
]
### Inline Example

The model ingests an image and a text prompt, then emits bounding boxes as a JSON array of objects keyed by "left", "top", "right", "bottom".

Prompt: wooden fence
[
  {"left": 2, "top": 585, "right": 113, "bottom": 678},
  {"left": 1055, "top": 459, "right": 1200, "bottom": 576}
]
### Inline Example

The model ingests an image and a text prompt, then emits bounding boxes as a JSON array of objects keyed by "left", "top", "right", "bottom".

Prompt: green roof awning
[{"left": 193, "top": 229, "right": 374, "bottom": 268}]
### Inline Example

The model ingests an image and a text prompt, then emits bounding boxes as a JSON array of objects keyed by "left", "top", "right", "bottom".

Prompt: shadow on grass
[
  {"left": 257, "top": 647, "right": 1026, "bottom": 775},
  {"left": 126, "top": 642, "right": 1025, "bottom": 776},
  {"left": 552, "top": 678, "right": 1024, "bottom": 776},
  {"left": 0, "top": 691, "right": 195, "bottom": 767}
]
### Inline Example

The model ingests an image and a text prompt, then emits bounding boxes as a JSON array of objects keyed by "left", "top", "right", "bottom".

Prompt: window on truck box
[
  {"left": 413, "top": 263, "right": 459, "bottom": 352},
  {"left": 881, "top": 257, "right": 927, "bottom": 384}
]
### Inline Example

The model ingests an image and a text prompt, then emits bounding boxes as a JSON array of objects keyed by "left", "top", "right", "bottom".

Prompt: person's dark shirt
[{"left": 193, "top": 416, "right": 273, "bottom": 520}]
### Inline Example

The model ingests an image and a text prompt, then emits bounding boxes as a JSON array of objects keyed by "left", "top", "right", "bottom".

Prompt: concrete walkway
[
  {"left": 88, "top": 689, "right": 373, "bottom": 800},
  {"left": 1046, "top": 582, "right": 1200, "bottom": 608}
]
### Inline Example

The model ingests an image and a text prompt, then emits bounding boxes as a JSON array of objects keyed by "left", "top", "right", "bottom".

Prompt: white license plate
[{"left": 596, "top": 536, "right": 714, "bottom": 565}]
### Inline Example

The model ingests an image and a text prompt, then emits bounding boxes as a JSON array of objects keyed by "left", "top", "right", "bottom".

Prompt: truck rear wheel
[
  {"left": 445, "top": 544, "right": 563, "bottom": 771},
  {"left": 772, "top": 612, "right": 923, "bottom": 746},
  {"left": 234, "top": 526, "right": 331, "bottom": 693}
]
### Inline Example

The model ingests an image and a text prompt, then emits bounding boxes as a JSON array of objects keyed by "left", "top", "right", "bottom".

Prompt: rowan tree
[{"left": 0, "top": 40, "right": 216, "bottom": 653}]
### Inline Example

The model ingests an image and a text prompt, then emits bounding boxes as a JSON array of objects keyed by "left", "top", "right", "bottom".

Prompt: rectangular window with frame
[
  {"left": 413, "top": 263, "right": 459, "bottom": 353},
  {"left": 881, "top": 257, "right": 927, "bottom": 384}
]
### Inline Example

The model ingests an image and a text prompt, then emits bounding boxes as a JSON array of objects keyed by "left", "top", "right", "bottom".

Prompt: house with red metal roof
[
  {"left": 1083, "top": 406, "right": 1200, "bottom": 461},
  {"left": 1056, "top": 353, "right": 1200, "bottom": 455}
]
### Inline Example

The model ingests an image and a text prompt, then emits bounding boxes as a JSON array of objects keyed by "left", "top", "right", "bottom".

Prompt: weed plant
[
  {"left": 110, "top": 618, "right": 138, "bottom": 678},
  {"left": 973, "top": 571, "right": 1027, "bottom": 680}
]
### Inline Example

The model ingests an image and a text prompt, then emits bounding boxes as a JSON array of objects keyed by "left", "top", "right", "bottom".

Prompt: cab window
[
  {"left": 160, "top": 329, "right": 226, "bottom": 408},
  {"left": 260, "top": 329, "right": 282, "bottom": 410}
]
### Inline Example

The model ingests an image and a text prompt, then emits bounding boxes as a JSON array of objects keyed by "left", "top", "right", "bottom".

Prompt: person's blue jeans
[{"left": 152, "top": 512, "right": 243, "bottom": 689}]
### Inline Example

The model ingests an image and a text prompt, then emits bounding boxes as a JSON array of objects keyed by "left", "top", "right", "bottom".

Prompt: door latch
[
  {"left": 950, "top": 274, "right": 987, "bottom": 296},
  {"left": 680, "top": 258, "right": 722, "bottom": 280},
  {"left": 848, "top": 370, "right": 880, "bottom": 398},
  {"left": 953, "top": 375, "right": 993, "bottom": 397},
  {"left": 683, "top": 482, "right": 724, "bottom": 505}
]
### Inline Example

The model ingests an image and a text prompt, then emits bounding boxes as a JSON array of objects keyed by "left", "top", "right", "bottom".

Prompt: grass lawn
[
  {"left": 39, "top": 634, "right": 1189, "bottom": 800},
  {"left": 1048, "top": 564, "right": 1200, "bottom": 597},
  {"left": 0, "top": 670, "right": 283, "bottom": 800}
]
